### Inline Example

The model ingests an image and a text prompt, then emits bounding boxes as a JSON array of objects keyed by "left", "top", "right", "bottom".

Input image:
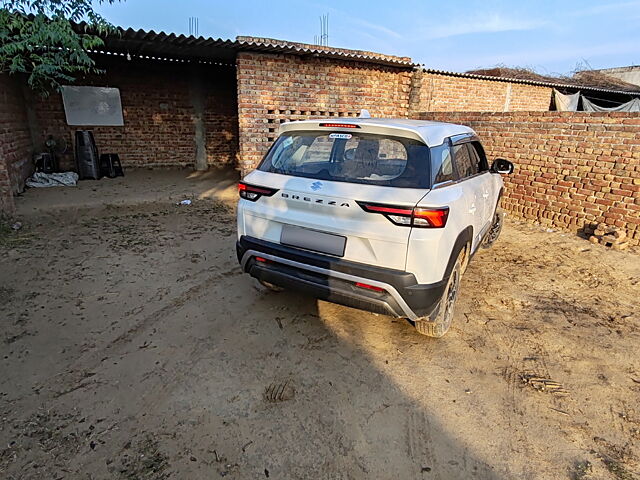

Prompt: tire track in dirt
[
  {"left": 104, "top": 266, "right": 238, "bottom": 352},
  {"left": 406, "top": 410, "right": 438, "bottom": 479},
  {"left": 42, "top": 266, "right": 240, "bottom": 400}
]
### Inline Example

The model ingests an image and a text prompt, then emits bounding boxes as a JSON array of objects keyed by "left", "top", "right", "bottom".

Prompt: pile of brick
[{"left": 589, "top": 223, "right": 629, "bottom": 250}]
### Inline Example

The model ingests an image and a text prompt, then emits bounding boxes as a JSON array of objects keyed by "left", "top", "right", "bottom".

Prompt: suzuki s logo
[
  {"left": 281, "top": 192, "right": 350, "bottom": 207},
  {"left": 310, "top": 181, "right": 323, "bottom": 191}
]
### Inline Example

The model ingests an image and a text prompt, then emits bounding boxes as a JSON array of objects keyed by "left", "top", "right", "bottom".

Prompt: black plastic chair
[{"left": 99, "top": 154, "right": 124, "bottom": 178}]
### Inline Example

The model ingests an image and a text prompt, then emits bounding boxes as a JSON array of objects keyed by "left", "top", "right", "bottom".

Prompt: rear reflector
[
  {"left": 255, "top": 256, "right": 268, "bottom": 263},
  {"left": 357, "top": 201, "right": 449, "bottom": 228},
  {"left": 355, "top": 282, "right": 385, "bottom": 293},
  {"left": 238, "top": 182, "right": 278, "bottom": 202},
  {"left": 319, "top": 123, "right": 360, "bottom": 128}
]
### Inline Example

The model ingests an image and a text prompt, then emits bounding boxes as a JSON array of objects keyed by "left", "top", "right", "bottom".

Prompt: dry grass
[{"left": 466, "top": 64, "right": 640, "bottom": 92}]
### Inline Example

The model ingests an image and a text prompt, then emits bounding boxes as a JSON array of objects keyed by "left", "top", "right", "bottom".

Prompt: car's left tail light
[{"left": 238, "top": 182, "right": 278, "bottom": 202}]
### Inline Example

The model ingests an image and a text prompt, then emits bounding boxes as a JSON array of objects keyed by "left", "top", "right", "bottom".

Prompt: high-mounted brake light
[
  {"left": 357, "top": 201, "right": 449, "bottom": 228},
  {"left": 238, "top": 182, "right": 278, "bottom": 202},
  {"left": 319, "top": 123, "right": 360, "bottom": 128}
]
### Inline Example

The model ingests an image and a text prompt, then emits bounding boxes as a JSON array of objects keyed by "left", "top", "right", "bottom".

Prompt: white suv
[{"left": 236, "top": 118, "right": 513, "bottom": 337}]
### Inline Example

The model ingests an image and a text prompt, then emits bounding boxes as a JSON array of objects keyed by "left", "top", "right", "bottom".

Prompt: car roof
[{"left": 279, "top": 118, "right": 476, "bottom": 147}]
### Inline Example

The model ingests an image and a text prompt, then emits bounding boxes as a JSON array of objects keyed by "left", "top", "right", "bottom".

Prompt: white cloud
[
  {"left": 424, "top": 13, "right": 547, "bottom": 39},
  {"left": 305, "top": 3, "right": 403, "bottom": 39},
  {"left": 570, "top": 0, "right": 640, "bottom": 17},
  {"left": 431, "top": 40, "right": 640, "bottom": 73},
  {"left": 350, "top": 18, "right": 403, "bottom": 39}
]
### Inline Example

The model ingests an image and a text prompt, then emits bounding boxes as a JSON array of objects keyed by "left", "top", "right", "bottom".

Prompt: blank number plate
[{"left": 280, "top": 224, "right": 346, "bottom": 257}]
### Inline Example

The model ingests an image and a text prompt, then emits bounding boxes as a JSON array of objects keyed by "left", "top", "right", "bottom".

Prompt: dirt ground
[{"left": 1, "top": 169, "right": 639, "bottom": 480}]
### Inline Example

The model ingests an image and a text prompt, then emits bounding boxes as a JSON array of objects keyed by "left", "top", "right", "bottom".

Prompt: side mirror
[{"left": 491, "top": 158, "right": 514, "bottom": 174}]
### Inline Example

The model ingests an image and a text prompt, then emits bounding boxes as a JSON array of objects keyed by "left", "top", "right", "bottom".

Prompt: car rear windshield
[{"left": 257, "top": 131, "right": 431, "bottom": 188}]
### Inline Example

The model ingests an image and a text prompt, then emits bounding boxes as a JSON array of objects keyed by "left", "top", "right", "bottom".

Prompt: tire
[
  {"left": 253, "top": 278, "right": 284, "bottom": 293},
  {"left": 482, "top": 209, "right": 505, "bottom": 248},
  {"left": 414, "top": 249, "right": 464, "bottom": 338}
]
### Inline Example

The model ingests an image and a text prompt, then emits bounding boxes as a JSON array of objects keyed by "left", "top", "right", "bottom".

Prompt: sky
[{"left": 94, "top": 0, "right": 640, "bottom": 75}]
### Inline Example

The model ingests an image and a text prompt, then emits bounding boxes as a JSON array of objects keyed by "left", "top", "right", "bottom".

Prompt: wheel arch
[{"left": 443, "top": 226, "right": 473, "bottom": 280}]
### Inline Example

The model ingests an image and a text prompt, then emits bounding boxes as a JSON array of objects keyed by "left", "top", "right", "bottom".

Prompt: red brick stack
[{"left": 589, "top": 223, "right": 629, "bottom": 250}]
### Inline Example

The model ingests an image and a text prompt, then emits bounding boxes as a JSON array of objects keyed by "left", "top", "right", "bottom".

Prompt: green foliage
[{"left": 0, "top": 1, "right": 119, "bottom": 95}]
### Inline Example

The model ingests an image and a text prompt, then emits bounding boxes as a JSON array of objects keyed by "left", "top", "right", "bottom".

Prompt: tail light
[
  {"left": 238, "top": 182, "right": 278, "bottom": 202},
  {"left": 357, "top": 202, "right": 449, "bottom": 228}
]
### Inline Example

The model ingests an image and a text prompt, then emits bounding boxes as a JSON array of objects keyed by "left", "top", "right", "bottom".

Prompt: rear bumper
[{"left": 236, "top": 236, "right": 447, "bottom": 320}]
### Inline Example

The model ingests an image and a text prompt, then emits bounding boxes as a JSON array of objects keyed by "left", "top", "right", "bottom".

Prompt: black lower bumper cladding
[{"left": 237, "top": 236, "right": 447, "bottom": 319}]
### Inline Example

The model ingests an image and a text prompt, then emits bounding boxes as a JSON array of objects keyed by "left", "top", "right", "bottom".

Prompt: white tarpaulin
[
  {"left": 26, "top": 172, "right": 79, "bottom": 188},
  {"left": 582, "top": 96, "right": 640, "bottom": 112},
  {"left": 554, "top": 89, "right": 580, "bottom": 111},
  {"left": 61, "top": 86, "right": 124, "bottom": 126}
]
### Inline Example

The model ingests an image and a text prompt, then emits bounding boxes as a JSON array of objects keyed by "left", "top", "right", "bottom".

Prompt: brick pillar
[
  {"left": 408, "top": 68, "right": 424, "bottom": 117},
  {"left": 0, "top": 74, "right": 34, "bottom": 216},
  {"left": 189, "top": 67, "right": 208, "bottom": 171},
  {"left": 236, "top": 53, "right": 267, "bottom": 176}
]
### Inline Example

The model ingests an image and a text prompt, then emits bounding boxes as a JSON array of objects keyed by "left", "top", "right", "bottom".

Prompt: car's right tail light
[
  {"left": 238, "top": 182, "right": 278, "bottom": 202},
  {"left": 357, "top": 202, "right": 449, "bottom": 228}
]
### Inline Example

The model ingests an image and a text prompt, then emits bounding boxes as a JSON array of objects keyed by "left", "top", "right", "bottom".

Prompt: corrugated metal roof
[
  {"left": 421, "top": 67, "right": 640, "bottom": 96},
  {"left": 234, "top": 36, "right": 413, "bottom": 67},
  {"left": 92, "top": 26, "right": 414, "bottom": 67},
  {"left": 79, "top": 22, "right": 640, "bottom": 95},
  {"left": 98, "top": 27, "right": 239, "bottom": 63}
]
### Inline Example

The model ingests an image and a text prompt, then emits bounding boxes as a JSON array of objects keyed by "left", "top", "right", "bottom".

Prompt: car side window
[
  {"left": 432, "top": 143, "right": 458, "bottom": 184},
  {"left": 468, "top": 142, "right": 488, "bottom": 172},
  {"left": 453, "top": 143, "right": 478, "bottom": 179}
]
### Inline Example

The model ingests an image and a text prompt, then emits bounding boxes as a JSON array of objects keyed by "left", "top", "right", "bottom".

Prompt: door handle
[
  {"left": 469, "top": 204, "right": 477, "bottom": 214},
  {"left": 482, "top": 192, "right": 489, "bottom": 198}
]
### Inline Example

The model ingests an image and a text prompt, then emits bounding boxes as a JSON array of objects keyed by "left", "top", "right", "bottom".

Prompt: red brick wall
[
  {"left": 235, "top": 56, "right": 557, "bottom": 173},
  {"left": 410, "top": 71, "right": 552, "bottom": 113},
  {"left": 236, "top": 52, "right": 412, "bottom": 173},
  {"left": 0, "top": 75, "right": 34, "bottom": 215},
  {"left": 415, "top": 111, "right": 640, "bottom": 245},
  {"left": 32, "top": 57, "right": 238, "bottom": 170}
]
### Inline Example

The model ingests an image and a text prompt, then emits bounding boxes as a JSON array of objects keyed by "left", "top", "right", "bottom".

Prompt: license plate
[{"left": 280, "top": 224, "right": 346, "bottom": 257}]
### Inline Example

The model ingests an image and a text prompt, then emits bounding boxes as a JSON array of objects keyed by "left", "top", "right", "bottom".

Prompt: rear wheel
[
  {"left": 414, "top": 249, "right": 464, "bottom": 338},
  {"left": 482, "top": 209, "right": 504, "bottom": 248}
]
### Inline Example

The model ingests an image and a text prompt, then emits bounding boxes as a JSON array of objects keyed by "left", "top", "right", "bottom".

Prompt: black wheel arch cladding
[{"left": 443, "top": 226, "right": 473, "bottom": 280}]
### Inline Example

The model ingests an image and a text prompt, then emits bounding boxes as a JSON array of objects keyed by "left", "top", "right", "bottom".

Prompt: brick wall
[
  {"left": 415, "top": 111, "right": 640, "bottom": 245},
  {"left": 236, "top": 52, "right": 412, "bottom": 173},
  {"left": 235, "top": 56, "right": 557, "bottom": 173},
  {"left": 0, "top": 75, "right": 33, "bottom": 215},
  {"left": 31, "top": 57, "right": 238, "bottom": 171},
  {"left": 409, "top": 71, "right": 553, "bottom": 113}
]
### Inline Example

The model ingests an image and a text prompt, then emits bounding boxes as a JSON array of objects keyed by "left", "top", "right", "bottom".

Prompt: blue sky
[{"left": 95, "top": 0, "right": 640, "bottom": 75}]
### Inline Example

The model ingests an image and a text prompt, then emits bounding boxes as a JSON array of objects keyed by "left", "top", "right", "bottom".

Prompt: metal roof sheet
[
  {"left": 92, "top": 26, "right": 414, "bottom": 67},
  {"left": 77, "top": 22, "right": 640, "bottom": 95}
]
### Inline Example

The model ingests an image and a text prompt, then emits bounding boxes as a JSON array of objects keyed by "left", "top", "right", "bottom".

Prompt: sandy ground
[{"left": 1, "top": 169, "right": 639, "bottom": 480}]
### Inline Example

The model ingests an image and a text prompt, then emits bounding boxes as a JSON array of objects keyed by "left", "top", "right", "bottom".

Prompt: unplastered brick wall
[
  {"left": 0, "top": 75, "right": 33, "bottom": 215},
  {"left": 415, "top": 111, "right": 640, "bottom": 245},
  {"left": 410, "top": 71, "right": 553, "bottom": 113},
  {"left": 32, "top": 58, "right": 238, "bottom": 170},
  {"left": 236, "top": 52, "right": 412, "bottom": 173}
]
